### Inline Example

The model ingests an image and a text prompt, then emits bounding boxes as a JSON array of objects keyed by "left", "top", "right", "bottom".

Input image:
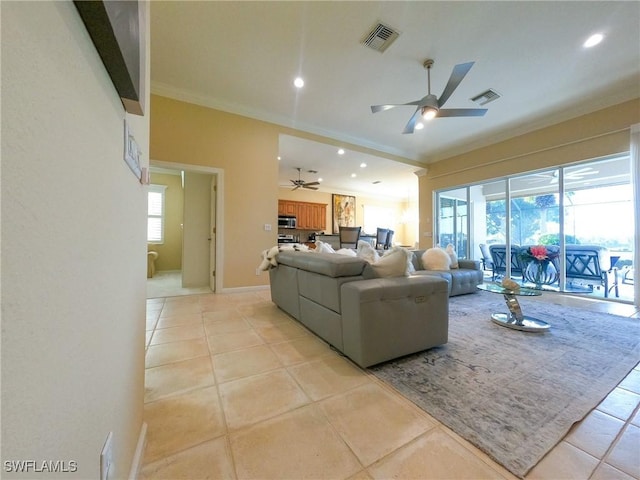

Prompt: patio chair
[
  {"left": 479, "top": 244, "right": 493, "bottom": 271},
  {"left": 488, "top": 244, "right": 523, "bottom": 280}
]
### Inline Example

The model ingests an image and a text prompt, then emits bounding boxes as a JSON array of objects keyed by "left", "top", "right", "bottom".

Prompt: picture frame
[{"left": 332, "top": 194, "right": 356, "bottom": 233}]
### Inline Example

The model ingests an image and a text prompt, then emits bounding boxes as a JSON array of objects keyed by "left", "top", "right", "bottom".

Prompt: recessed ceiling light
[
  {"left": 360, "top": 163, "right": 367, "bottom": 168},
  {"left": 338, "top": 148, "right": 345, "bottom": 155},
  {"left": 351, "top": 173, "right": 356, "bottom": 178},
  {"left": 318, "top": 178, "right": 323, "bottom": 182},
  {"left": 277, "top": 156, "right": 281, "bottom": 160},
  {"left": 294, "top": 77, "right": 304, "bottom": 88},
  {"left": 584, "top": 33, "right": 604, "bottom": 48},
  {"left": 415, "top": 123, "right": 424, "bottom": 130}
]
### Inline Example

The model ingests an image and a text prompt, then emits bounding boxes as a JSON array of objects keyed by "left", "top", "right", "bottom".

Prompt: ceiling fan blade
[
  {"left": 402, "top": 107, "right": 422, "bottom": 134},
  {"left": 437, "top": 108, "right": 487, "bottom": 117},
  {"left": 438, "top": 61, "right": 475, "bottom": 108},
  {"left": 303, "top": 181, "right": 320, "bottom": 187},
  {"left": 371, "top": 99, "right": 425, "bottom": 114},
  {"left": 303, "top": 185, "right": 319, "bottom": 190},
  {"left": 291, "top": 185, "right": 300, "bottom": 191}
]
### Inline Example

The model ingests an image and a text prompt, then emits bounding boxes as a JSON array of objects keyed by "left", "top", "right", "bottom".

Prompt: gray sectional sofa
[
  {"left": 268, "top": 249, "right": 483, "bottom": 367},
  {"left": 410, "top": 249, "right": 484, "bottom": 296}
]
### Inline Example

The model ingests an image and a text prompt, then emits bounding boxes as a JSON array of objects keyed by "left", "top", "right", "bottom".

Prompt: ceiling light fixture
[
  {"left": 421, "top": 106, "right": 437, "bottom": 120},
  {"left": 351, "top": 173, "right": 356, "bottom": 178},
  {"left": 360, "top": 163, "right": 367, "bottom": 168},
  {"left": 584, "top": 33, "right": 604, "bottom": 48},
  {"left": 337, "top": 148, "right": 345, "bottom": 155},
  {"left": 294, "top": 77, "right": 304, "bottom": 88}
]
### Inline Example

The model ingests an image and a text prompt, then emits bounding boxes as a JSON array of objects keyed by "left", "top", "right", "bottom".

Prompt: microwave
[{"left": 278, "top": 215, "right": 297, "bottom": 229}]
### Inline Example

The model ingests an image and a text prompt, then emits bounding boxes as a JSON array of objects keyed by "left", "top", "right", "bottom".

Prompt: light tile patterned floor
[{"left": 142, "top": 290, "right": 640, "bottom": 479}]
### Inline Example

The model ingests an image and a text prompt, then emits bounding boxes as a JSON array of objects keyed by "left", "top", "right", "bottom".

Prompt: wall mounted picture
[{"left": 332, "top": 194, "right": 356, "bottom": 233}]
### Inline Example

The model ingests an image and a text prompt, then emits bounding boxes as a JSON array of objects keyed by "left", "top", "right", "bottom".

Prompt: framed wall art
[{"left": 332, "top": 194, "right": 356, "bottom": 233}]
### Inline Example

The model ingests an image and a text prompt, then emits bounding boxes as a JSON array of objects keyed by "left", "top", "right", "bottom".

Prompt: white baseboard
[
  {"left": 220, "top": 284, "right": 270, "bottom": 294},
  {"left": 128, "top": 422, "right": 147, "bottom": 480}
]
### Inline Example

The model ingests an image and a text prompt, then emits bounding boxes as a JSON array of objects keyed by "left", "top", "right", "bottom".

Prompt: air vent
[
  {"left": 471, "top": 89, "right": 501, "bottom": 106},
  {"left": 363, "top": 23, "right": 400, "bottom": 53},
  {"left": 372, "top": 180, "right": 382, "bottom": 184}
]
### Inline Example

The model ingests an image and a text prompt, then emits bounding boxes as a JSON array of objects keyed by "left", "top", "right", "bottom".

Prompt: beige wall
[
  {"left": 2, "top": 2, "right": 149, "bottom": 478},
  {"left": 149, "top": 172, "right": 183, "bottom": 271},
  {"left": 417, "top": 99, "right": 640, "bottom": 248},
  {"left": 150, "top": 95, "right": 417, "bottom": 288}
]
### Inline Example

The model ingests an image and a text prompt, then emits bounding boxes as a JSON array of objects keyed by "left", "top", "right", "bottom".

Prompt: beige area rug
[{"left": 370, "top": 291, "right": 640, "bottom": 478}]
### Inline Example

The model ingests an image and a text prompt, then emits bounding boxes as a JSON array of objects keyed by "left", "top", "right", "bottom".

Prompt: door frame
[{"left": 150, "top": 159, "right": 224, "bottom": 293}]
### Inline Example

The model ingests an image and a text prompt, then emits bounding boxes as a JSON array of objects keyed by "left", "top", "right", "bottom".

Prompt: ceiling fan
[
  {"left": 290, "top": 167, "right": 320, "bottom": 190},
  {"left": 371, "top": 59, "right": 488, "bottom": 134}
]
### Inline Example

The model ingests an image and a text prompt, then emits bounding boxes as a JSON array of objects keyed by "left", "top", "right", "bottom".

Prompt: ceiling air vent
[
  {"left": 363, "top": 23, "right": 400, "bottom": 53},
  {"left": 471, "top": 89, "right": 501, "bottom": 106}
]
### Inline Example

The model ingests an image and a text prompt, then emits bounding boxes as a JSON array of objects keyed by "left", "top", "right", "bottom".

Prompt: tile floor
[{"left": 142, "top": 289, "right": 640, "bottom": 479}]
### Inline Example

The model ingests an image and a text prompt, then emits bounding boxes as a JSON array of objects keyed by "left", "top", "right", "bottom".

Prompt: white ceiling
[{"left": 150, "top": 1, "right": 640, "bottom": 199}]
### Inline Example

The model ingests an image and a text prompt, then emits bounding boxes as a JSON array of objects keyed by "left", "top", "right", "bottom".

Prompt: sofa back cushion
[{"left": 276, "top": 251, "right": 367, "bottom": 277}]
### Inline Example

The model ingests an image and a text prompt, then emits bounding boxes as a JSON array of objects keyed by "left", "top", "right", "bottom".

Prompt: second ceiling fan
[{"left": 371, "top": 59, "right": 488, "bottom": 134}]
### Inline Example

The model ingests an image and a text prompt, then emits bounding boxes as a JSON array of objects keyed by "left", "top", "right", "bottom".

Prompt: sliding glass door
[{"left": 435, "top": 154, "right": 635, "bottom": 303}]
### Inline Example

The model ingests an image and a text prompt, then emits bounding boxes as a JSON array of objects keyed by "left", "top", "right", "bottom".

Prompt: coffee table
[{"left": 477, "top": 283, "right": 550, "bottom": 332}]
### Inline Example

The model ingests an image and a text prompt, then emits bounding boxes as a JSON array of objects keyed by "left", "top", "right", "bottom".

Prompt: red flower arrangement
[{"left": 519, "top": 245, "right": 559, "bottom": 267}]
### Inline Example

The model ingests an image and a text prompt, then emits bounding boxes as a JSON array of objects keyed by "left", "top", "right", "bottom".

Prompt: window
[
  {"left": 362, "top": 204, "right": 394, "bottom": 235},
  {"left": 147, "top": 184, "right": 167, "bottom": 243}
]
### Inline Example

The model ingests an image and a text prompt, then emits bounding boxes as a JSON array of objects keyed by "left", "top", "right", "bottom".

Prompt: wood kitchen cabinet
[{"left": 278, "top": 200, "right": 326, "bottom": 230}]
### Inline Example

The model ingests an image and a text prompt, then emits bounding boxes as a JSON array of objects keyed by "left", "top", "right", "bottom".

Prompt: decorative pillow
[
  {"left": 446, "top": 244, "right": 459, "bottom": 269},
  {"left": 356, "top": 240, "right": 380, "bottom": 264},
  {"left": 368, "top": 247, "right": 412, "bottom": 278},
  {"left": 422, "top": 248, "right": 451, "bottom": 270},
  {"left": 336, "top": 248, "right": 357, "bottom": 257},
  {"left": 315, "top": 241, "right": 335, "bottom": 254}
]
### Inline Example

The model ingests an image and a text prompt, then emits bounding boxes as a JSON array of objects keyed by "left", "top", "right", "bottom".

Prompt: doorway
[{"left": 146, "top": 162, "right": 223, "bottom": 298}]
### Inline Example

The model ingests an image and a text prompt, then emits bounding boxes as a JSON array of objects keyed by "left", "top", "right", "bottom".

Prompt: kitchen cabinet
[{"left": 278, "top": 200, "right": 326, "bottom": 230}]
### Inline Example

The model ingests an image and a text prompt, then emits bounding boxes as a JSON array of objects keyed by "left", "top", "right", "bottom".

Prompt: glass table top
[{"left": 478, "top": 282, "right": 542, "bottom": 297}]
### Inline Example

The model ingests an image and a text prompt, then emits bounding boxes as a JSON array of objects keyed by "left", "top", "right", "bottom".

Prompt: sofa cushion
[
  {"left": 315, "top": 241, "right": 335, "bottom": 253},
  {"left": 422, "top": 248, "right": 451, "bottom": 270},
  {"left": 356, "top": 240, "right": 380, "bottom": 264},
  {"left": 364, "top": 247, "right": 413, "bottom": 278},
  {"left": 446, "top": 244, "right": 459, "bottom": 268}
]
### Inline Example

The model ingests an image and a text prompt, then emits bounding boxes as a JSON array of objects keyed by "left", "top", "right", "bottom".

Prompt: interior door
[
  {"left": 182, "top": 171, "right": 211, "bottom": 288},
  {"left": 209, "top": 175, "right": 217, "bottom": 291}
]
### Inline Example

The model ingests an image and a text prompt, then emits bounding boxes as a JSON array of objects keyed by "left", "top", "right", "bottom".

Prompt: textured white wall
[{"left": 1, "top": 2, "right": 149, "bottom": 478}]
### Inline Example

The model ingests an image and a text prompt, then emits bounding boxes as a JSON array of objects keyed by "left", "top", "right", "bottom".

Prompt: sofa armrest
[{"left": 340, "top": 276, "right": 449, "bottom": 367}]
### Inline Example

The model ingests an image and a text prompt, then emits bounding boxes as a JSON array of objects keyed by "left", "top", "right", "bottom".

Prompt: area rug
[{"left": 370, "top": 291, "right": 640, "bottom": 478}]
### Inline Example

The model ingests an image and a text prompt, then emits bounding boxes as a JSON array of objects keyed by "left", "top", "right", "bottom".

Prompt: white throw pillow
[
  {"left": 369, "top": 247, "right": 412, "bottom": 278},
  {"left": 446, "top": 243, "right": 459, "bottom": 269},
  {"left": 315, "top": 241, "right": 335, "bottom": 254},
  {"left": 356, "top": 240, "right": 380, "bottom": 264},
  {"left": 422, "top": 248, "right": 451, "bottom": 270}
]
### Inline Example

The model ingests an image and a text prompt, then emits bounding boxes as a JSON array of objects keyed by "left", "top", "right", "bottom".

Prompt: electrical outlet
[
  {"left": 255, "top": 268, "right": 261, "bottom": 276},
  {"left": 264, "top": 223, "right": 272, "bottom": 231},
  {"left": 100, "top": 432, "right": 114, "bottom": 480}
]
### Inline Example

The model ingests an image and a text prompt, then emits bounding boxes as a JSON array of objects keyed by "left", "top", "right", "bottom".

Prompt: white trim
[
  {"left": 150, "top": 160, "right": 224, "bottom": 293},
  {"left": 220, "top": 285, "right": 270, "bottom": 294},
  {"left": 128, "top": 422, "right": 147, "bottom": 480}
]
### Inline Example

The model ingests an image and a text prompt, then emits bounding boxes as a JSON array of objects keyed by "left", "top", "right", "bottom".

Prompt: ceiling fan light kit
[{"left": 371, "top": 58, "right": 488, "bottom": 134}]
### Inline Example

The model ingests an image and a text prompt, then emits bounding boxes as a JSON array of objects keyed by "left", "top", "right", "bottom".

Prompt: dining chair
[
  {"left": 339, "top": 226, "right": 361, "bottom": 249},
  {"left": 375, "top": 228, "right": 390, "bottom": 250},
  {"left": 384, "top": 230, "right": 394, "bottom": 249}
]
